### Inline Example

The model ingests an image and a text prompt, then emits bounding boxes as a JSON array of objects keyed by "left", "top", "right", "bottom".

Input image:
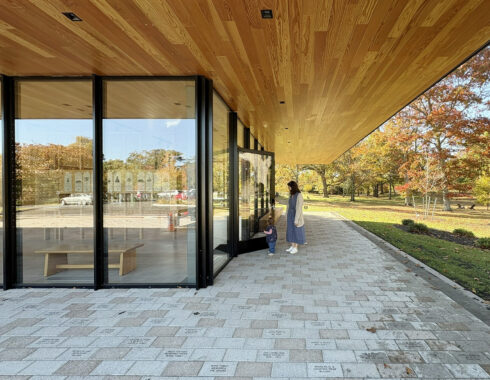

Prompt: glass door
[{"left": 238, "top": 149, "right": 273, "bottom": 241}]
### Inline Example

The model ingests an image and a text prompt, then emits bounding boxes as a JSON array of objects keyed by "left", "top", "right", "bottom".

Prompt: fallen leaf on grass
[
  {"left": 366, "top": 327, "right": 377, "bottom": 333},
  {"left": 383, "top": 363, "right": 391, "bottom": 368},
  {"left": 406, "top": 367, "right": 414, "bottom": 375},
  {"left": 406, "top": 269, "right": 412, "bottom": 272}
]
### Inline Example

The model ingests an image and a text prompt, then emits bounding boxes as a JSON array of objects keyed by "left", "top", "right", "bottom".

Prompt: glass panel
[
  {"left": 103, "top": 80, "right": 196, "bottom": 284},
  {"left": 212, "top": 92, "right": 230, "bottom": 274},
  {"left": 239, "top": 151, "right": 272, "bottom": 240},
  {"left": 15, "top": 80, "right": 93, "bottom": 284},
  {"left": 237, "top": 120, "right": 244, "bottom": 148}
]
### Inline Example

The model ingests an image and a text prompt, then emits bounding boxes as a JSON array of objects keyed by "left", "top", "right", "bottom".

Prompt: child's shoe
[
  {"left": 289, "top": 247, "right": 298, "bottom": 254},
  {"left": 285, "top": 246, "right": 293, "bottom": 252},
  {"left": 268, "top": 252, "right": 274, "bottom": 256}
]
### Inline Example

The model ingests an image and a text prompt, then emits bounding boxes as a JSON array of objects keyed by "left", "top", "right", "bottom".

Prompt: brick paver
[{"left": 0, "top": 212, "right": 489, "bottom": 379}]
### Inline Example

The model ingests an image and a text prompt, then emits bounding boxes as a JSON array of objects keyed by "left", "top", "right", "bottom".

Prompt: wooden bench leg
[
  {"left": 119, "top": 249, "right": 136, "bottom": 276},
  {"left": 44, "top": 253, "right": 68, "bottom": 277}
]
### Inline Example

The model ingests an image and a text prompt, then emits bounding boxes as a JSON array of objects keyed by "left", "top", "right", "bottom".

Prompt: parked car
[
  {"left": 157, "top": 190, "right": 179, "bottom": 199},
  {"left": 186, "top": 189, "right": 196, "bottom": 199},
  {"left": 60, "top": 193, "right": 93, "bottom": 206},
  {"left": 174, "top": 190, "right": 187, "bottom": 200}
]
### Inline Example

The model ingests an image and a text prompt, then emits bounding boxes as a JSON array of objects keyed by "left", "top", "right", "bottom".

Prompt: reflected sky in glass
[{"left": 16, "top": 119, "right": 196, "bottom": 160}]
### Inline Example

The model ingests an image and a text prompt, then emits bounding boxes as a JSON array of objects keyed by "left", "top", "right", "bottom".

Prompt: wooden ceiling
[{"left": 1, "top": 0, "right": 489, "bottom": 163}]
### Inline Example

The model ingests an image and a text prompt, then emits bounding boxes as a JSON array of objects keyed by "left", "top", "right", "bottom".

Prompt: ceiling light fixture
[
  {"left": 62, "top": 12, "right": 82, "bottom": 22},
  {"left": 261, "top": 9, "right": 273, "bottom": 19},
  {"left": 279, "top": 100, "right": 285, "bottom": 104}
]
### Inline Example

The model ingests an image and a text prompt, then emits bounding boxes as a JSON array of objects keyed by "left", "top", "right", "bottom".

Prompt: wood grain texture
[{"left": 1, "top": 0, "right": 489, "bottom": 163}]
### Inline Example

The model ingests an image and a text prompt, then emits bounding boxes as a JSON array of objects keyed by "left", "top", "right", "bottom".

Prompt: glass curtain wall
[
  {"left": 15, "top": 80, "right": 93, "bottom": 284},
  {"left": 212, "top": 93, "right": 230, "bottom": 274},
  {"left": 103, "top": 79, "right": 196, "bottom": 284}
]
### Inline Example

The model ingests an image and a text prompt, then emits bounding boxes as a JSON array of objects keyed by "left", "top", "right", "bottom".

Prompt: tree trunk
[
  {"left": 380, "top": 183, "right": 384, "bottom": 194},
  {"left": 350, "top": 175, "right": 355, "bottom": 201},
  {"left": 442, "top": 187, "right": 451, "bottom": 211},
  {"left": 403, "top": 174, "right": 410, "bottom": 205},
  {"left": 392, "top": 182, "right": 396, "bottom": 196},
  {"left": 389, "top": 181, "right": 392, "bottom": 200},
  {"left": 373, "top": 184, "right": 379, "bottom": 198},
  {"left": 320, "top": 174, "right": 329, "bottom": 198}
]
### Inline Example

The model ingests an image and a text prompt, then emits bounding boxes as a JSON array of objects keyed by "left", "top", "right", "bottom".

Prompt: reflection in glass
[
  {"left": 15, "top": 80, "right": 93, "bottom": 284},
  {"left": 213, "top": 93, "right": 230, "bottom": 274},
  {"left": 239, "top": 151, "right": 272, "bottom": 240},
  {"left": 103, "top": 80, "right": 196, "bottom": 284},
  {"left": 237, "top": 120, "right": 244, "bottom": 148}
]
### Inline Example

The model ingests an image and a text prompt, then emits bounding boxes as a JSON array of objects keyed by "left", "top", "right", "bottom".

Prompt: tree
[
  {"left": 275, "top": 164, "right": 302, "bottom": 194},
  {"left": 474, "top": 175, "right": 490, "bottom": 210},
  {"left": 301, "top": 164, "right": 339, "bottom": 197},
  {"left": 406, "top": 47, "right": 490, "bottom": 210}
]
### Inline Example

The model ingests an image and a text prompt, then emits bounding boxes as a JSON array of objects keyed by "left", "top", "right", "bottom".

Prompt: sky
[{"left": 15, "top": 118, "right": 197, "bottom": 160}]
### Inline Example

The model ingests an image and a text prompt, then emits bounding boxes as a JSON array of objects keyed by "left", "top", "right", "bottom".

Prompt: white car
[
  {"left": 60, "top": 193, "right": 93, "bottom": 206},
  {"left": 157, "top": 190, "right": 179, "bottom": 198}
]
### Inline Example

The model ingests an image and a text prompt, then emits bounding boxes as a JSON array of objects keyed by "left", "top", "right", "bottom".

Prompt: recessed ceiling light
[
  {"left": 62, "top": 12, "right": 82, "bottom": 21},
  {"left": 279, "top": 100, "right": 285, "bottom": 104},
  {"left": 285, "top": 128, "right": 288, "bottom": 130},
  {"left": 261, "top": 9, "right": 273, "bottom": 19},
  {"left": 174, "top": 102, "right": 181, "bottom": 106}
]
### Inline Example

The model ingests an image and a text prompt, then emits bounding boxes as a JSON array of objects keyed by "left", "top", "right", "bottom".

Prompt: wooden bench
[
  {"left": 35, "top": 243, "right": 144, "bottom": 277},
  {"left": 258, "top": 207, "right": 284, "bottom": 231}
]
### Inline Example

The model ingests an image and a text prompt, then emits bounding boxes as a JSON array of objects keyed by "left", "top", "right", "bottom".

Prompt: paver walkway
[{"left": 0, "top": 212, "right": 489, "bottom": 379}]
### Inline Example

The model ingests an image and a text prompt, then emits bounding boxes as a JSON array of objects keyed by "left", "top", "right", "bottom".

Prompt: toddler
[{"left": 264, "top": 217, "right": 277, "bottom": 256}]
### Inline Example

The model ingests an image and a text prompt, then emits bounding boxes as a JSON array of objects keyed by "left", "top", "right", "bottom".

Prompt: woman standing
[{"left": 286, "top": 180, "right": 305, "bottom": 254}]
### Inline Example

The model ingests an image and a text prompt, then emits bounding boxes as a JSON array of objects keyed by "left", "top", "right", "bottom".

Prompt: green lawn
[{"left": 279, "top": 194, "right": 490, "bottom": 300}]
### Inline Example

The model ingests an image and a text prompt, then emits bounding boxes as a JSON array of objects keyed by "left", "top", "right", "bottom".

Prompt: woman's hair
[
  {"left": 287, "top": 181, "right": 300, "bottom": 195},
  {"left": 268, "top": 217, "right": 274, "bottom": 226}
]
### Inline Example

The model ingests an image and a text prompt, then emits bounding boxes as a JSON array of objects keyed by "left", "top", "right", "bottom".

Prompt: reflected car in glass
[
  {"left": 60, "top": 193, "right": 93, "bottom": 206},
  {"left": 157, "top": 190, "right": 179, "bottom": 199}
]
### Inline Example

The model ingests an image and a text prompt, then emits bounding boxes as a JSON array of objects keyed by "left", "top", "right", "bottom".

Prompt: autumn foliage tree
[{"left": 404, "top": 47, "right": 490, "bottom": 210}]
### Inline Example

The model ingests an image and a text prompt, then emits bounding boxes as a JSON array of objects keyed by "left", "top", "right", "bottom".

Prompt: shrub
[
  {"left": 402, "top": 219, "right": 415, "bottom": 226},
  {"left": 453, "top": 228, "right": 475, "bottom": 238},
  {"left": 476, "top": 238, "right": 490, "bottom": 249},
  {"left": 408, "top": 222, "right": 429, "bottom": 234}
]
